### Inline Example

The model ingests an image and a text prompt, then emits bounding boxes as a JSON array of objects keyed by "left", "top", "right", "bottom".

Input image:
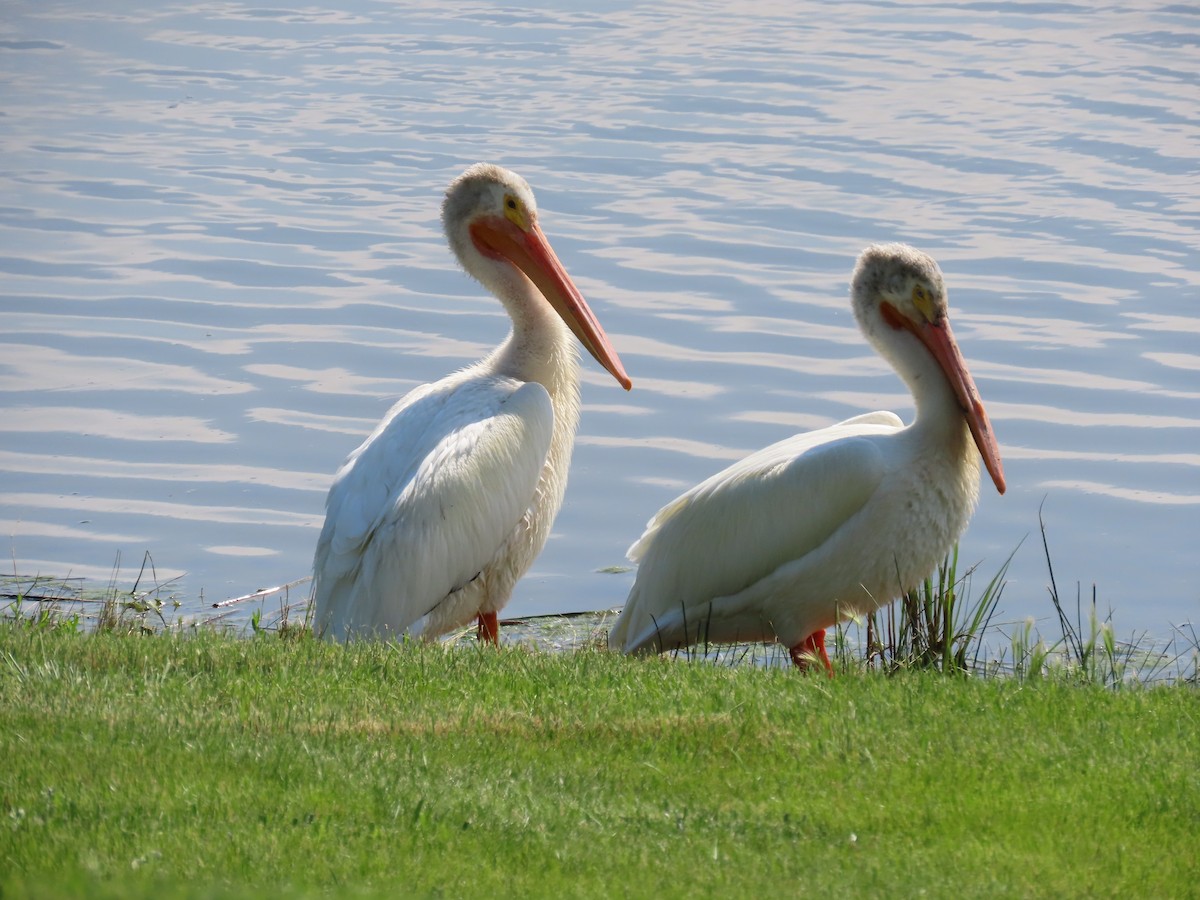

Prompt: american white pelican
[
  {"left": 312, "top": 163, "right": 631, "bottom": 643},
  {"left": 608, "top": 243, "right": 1005, "bottom": 674}
]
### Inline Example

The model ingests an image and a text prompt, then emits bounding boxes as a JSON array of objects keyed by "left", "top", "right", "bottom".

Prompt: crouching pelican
[
  {"left": 313, "top": 163, "right": 631, "bottom": 643},
  {"left": 608, "top": 243, "right": 1005, "bottom": 673}
]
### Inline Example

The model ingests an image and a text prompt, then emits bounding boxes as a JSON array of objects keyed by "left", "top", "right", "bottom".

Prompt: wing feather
[
  {"left": 612, "top": 412, "right": 903, "bottom": 651},
  {"left": 312, "top": 375, "right": 553, "bottom": 640}
]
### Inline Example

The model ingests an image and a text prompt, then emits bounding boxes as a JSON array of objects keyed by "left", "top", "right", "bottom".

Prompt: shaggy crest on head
[
  {"left": 852, "top": 243, "right": 946, "bottom": 320},
  {"left": 443, "top": 164, "right": 536, "bottom": 230}
]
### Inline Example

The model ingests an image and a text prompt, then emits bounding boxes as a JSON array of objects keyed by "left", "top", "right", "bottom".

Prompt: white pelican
[
  {"left": 312, "top": 163, "right": 631, "bottom": 643},
  {"left": 608, "top": 243, "right": 1005, "bottom": 674}
]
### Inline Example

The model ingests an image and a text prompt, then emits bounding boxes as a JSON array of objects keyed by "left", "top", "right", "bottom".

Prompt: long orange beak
[
  {"left": 470, "top": 217, "right": 632, "bottom": 391},
  {"left": 915, "top": 316, "right": 1006, "bottom": 495}
]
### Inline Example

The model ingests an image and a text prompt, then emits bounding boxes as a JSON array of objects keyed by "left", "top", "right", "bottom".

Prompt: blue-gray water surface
[{"left": 1, "top": 1, "right": 1197, "bottom": 640}]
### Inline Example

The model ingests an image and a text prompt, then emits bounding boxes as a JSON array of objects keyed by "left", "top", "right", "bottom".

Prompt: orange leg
[
  {"left": 789, "top": 628, "right": 833, "bottom": 677},
  {"left": 476, "top": 611, "right": 500, "bottom": 645}
]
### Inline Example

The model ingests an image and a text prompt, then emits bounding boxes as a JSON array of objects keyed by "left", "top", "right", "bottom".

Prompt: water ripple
[{"left": 1, "top": 0, "right": 1197, "bottom": 631}]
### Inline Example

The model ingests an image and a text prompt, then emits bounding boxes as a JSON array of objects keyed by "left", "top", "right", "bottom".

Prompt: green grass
[{"left": 2, "top": 625, "right": 1197, "bottom": 898}]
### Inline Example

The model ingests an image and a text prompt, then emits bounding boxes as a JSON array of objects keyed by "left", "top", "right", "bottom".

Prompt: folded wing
[{"left": 313, "top": 377, "right": 554, "bottom": 640}]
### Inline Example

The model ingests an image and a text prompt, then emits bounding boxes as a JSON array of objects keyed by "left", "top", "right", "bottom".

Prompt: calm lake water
[{"left": 2, "top": 1, "right": 1197, "bottom": 640}]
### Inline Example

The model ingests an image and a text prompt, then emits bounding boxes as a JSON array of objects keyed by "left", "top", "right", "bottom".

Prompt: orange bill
[{"left": 915, "top": 317, "right": 1006, "bottom": 495}]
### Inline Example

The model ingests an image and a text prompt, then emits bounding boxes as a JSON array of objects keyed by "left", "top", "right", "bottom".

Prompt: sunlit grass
[
  {"left": 3, "top": 518, "right": 1198, "bottom": 897},
  {"left": 1, "top": 624, "right": 1197, "bottom": 899}
]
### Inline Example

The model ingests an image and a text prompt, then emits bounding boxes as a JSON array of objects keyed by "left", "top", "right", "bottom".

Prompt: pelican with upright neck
[{"left": 312, "top": 163, "right": 631, "bottom": 643}]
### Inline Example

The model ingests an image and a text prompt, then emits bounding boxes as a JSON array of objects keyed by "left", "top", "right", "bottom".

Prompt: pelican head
[
  {"left": 441, "top": 163, "right": 631, "bottom": 391},
  {"left": 442, "top": 163, "right": 539, "bottom": 262},
  {"left": 851, "top": 242, "right": 948, "bottom": 329},
  {"left": 851, "top": 243, "right": 1006, "bottom": 495}
]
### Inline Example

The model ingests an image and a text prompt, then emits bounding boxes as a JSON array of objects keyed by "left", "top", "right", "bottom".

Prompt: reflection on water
[{"left": 1, "top": 1, "right": 1197, "bottom": 635}]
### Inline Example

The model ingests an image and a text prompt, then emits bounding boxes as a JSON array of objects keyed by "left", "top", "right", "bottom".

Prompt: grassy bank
[{"left": 1, "top": 625, "right": 1196, "bottom": 898}]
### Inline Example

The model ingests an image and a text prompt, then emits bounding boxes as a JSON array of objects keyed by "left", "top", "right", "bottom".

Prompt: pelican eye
[
  {"left": 911, "top": 283, "right": 934, "bottom": 319},
  {"left": 503, "top": 193, "right": 528, "bottom": 229}
]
